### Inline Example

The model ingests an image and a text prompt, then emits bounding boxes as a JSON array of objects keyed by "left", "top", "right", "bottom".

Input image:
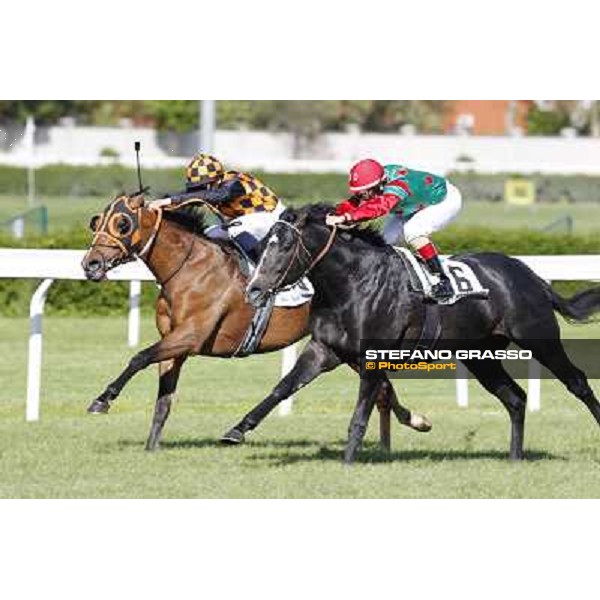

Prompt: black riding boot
[
  {"left": 233, "top": 232, "right": 260, "bottom": 263},
  {"left": 425, "top": 255, "right": 454, "bottom": 301}
]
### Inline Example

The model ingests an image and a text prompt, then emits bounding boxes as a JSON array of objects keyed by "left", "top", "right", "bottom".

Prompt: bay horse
[
  {"left": 81, "top": 193, "right": 431, "bottom": 451},
  {"left": 230, "top": 203, "right": 600, "bottom": 463}
]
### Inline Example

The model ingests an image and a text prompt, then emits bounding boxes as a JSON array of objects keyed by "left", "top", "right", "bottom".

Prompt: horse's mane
[
  {"left": 288, "top": 203, "right": 388, "bottom": 248},
  {"left": 161, "top": 206, "right": 238, "bottom": 256},
  {"left": 161, "top": 202, "right": 388, "bottom": 252},
  {"left": 162, "top": 206, "right": 210, "bottom": 236}
]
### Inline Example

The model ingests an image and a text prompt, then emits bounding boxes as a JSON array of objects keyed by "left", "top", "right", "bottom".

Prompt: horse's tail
[{"left": 547, "top": 285, "right": 600, "bottom": 323}]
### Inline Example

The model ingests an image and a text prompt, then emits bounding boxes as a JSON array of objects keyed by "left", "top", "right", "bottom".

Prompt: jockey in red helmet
[{"left": 326, "top": 158, "right": 462, "bottom": 302}]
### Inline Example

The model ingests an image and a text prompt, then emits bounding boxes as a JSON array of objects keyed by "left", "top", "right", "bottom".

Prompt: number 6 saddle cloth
[{"left": 393, "top": 247, "right": 489, "bottom": 305}]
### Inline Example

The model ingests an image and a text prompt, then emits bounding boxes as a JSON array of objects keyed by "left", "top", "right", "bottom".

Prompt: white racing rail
[
  {"left": 2, "top": 249, "right": 154, "bottom": 421},
  {"left": 1, "top": 249, "right": 599, "bottom": 421},
  {"left": 0, "top": 248, "right": 299, "bottom": 421}
]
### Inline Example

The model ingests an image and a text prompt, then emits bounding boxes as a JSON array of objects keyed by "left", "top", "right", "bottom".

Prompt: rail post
[
  {"left": 278, "top": 344, "right": 298, "bottom": 416},
  {"left": 26, "top": 278, "right": 54, "bottom": 421},
  {"left": 128, "top": 280, "right": 141, "bottom": 347}
]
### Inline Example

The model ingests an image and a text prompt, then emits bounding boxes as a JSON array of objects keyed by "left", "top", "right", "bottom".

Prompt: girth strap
[
  {"left": 233, "top": 294, "right": 276, "bottom": 357},
  {"left": 412, "top": 304, "right": 442, "bottom": 354}
]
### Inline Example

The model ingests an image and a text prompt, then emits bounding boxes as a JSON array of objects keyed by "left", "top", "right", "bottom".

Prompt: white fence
[
  {"left": 0, "top": 249, "right": 298, "bottom": 421},
  {"left": 1, "top": 249, "right": 600, "bottom": 421},
  {"left": 4, "top": 124, "right": 600, "bottom": 175}
]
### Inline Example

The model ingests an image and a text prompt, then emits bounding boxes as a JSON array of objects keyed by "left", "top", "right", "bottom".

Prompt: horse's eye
[
  {"left": 89, "top": 215, "right": 101, "bottom": 232},
  {"left": 117, "top": 217, "right": 131, "bottom": 235}
]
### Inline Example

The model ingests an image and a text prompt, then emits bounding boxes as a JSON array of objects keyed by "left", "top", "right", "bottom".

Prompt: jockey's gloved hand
[
  {"left": 325, "top": 213, "right": 349, "bottom": 227},
  {"left": 148, "top": 198, "right": 173, "bottom": 210}
]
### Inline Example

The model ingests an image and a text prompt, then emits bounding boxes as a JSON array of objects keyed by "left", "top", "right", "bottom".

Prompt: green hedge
[
  {"left": 2, "top": 164, "right": 600, "bottom": 203},
  {"left": 0, "top": 278, "right": 159, "bottom": 317},
  {"left": 447, "top": 172, "right": 600, "bottom": 204},
  {"left": 1, "top": 225, "right": 599, "bottom": 317},
  {"left": 436, "top": 226, "right": 600, "bottom": 254},
  {"left": 0, "top": 164, "right": 347, "bottom": 202}
]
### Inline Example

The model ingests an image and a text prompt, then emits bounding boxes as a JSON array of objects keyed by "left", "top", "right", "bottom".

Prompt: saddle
[{"left": 393, "top": 247, "right": 489, "bottom": 306}]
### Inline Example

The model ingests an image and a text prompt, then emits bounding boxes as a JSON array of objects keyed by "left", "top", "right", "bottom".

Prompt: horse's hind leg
[
  {"left": 349, "top": 366, "right": 432, "bottom": 434},
  {"left": 461, "top": 359, "right": 527, "bottom": 460},
  {"left": 373, "top": 377, "right": 432, "bottom": 452},
  {"left": 145, "top": 356, "right": 186, "bottom": 451},
  {"left": 375, "top": 383, "right": 392, "bottom": 452},
  {"left": 525, "top": 339, "right": 600, "bottom": 426},
  {"left": 386, "top": 380, "right": 432, "bottom": 433}
]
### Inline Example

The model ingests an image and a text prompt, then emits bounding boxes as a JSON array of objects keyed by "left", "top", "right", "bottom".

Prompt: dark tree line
[{"left": 1, "top": 100, "right": 597, "bottom": 136}]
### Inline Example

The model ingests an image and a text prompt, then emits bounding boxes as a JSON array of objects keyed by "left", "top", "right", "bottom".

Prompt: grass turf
[
  {"left": 1, "top": 316, "right": 600, "bottom": 498},
  {"left": 1, "top": 194, "right": 600, "bottom": 235}
]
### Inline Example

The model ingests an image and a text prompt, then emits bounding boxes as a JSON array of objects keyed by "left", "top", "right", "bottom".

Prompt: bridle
[
  {"left": 84, "top": 195, "right": 195, "bottom": 284},
  {"left": 86, "top": 195, "right": 163, "bottom": 263},
  {"left": 263, "top": 219, "right": 337, "bottom": 294},
  {"left": 87, "top": 194, "right": 241, "bottom": 286}
]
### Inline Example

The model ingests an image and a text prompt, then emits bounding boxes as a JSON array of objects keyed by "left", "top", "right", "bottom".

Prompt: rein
[
  {"left": 169, "top": 197, "right": 227, "bottom": 225},
  {"left": 160, "top": 237, "right": 195, "bottom": 286},
  {"left": 149, "top": 198, "right": 222, "bottom": 286},
  {"left": 136, "top": 208, "right": 163, "bottom": 259},
  {"left": 268, "top": 220, "right": 337, "bottom": 293}
]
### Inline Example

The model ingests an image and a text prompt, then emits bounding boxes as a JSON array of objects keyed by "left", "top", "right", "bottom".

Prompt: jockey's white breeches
[
  {"left": 206, "top": 202, "right": 286, "bottom": 242},
  {"left": 383, "top": 182, "right": 462, "bottom": 245}
]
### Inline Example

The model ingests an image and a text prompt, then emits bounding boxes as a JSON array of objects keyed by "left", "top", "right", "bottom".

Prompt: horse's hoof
[
  {"left": 220, "top": 428, "right": 245, "bottom": 445},
  {"left": 410, "top": 413, "right": 432, "bottom": 432},
  {"left": 87, "top": 399, "right": 110, "bottom": 414}
]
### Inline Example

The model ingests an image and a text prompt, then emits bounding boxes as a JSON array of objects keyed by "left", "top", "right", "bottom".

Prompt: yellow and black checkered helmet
[{"left": 186, "top": 153, "right": 225, "bottom": 188}]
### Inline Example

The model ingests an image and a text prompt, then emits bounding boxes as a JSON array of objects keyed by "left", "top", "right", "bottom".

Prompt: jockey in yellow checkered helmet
[
  {"left": 185, "top": 153, "right": 226, "bottom": 187},
  {"left": 150, "top": 153, "right": 285, "bottom": 259}
]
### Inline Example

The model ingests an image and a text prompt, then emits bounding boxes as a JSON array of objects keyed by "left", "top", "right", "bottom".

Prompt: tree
[
  {"left": 361, "top": 100, "right": 446, "bottom": 132},
  {"left": 144, "top": 100, "right": 198, "bottom": 133},
  {"left": 0, "top": 100, "right": 449, "bottom": 134},
  {"left": 526, "top": 101, "right": 574, "bottom": 135},
  {"left": 0, "top": 101, "right": 94, "bottom": 124}
]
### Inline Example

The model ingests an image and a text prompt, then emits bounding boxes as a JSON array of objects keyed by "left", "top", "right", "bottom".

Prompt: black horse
[{"left": 222, "top": 204, "right": 600, "bottom": 463}]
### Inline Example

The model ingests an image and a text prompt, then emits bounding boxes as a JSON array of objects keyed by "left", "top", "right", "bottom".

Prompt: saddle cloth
[
  {"left": 393, "top": 247, "right": 489, "bottom": 305},
  {"left": 273, "top": 277, "right": 314, "bottom": 307},
  {"left": 243, "top": 261, "right": 313, "bottom": 307}
]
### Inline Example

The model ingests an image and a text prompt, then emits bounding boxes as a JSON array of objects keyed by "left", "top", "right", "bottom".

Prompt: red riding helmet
[{"left": 348, "top": 159, "right": 385, "bottom": 193}]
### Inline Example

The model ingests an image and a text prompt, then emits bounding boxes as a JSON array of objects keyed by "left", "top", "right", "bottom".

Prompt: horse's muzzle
[{"left": 83, "top": 258, "right": 107, "bottom": 282}]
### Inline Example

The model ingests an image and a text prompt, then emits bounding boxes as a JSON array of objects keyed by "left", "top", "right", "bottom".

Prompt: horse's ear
[
  {"left": 89, "top": 214, "right": 101, "bottom": 232},
  {"left": 129, "top": 194, "right": 145, "bottom": 209}
]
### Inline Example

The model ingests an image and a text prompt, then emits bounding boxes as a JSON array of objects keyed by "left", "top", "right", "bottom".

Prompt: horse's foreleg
[
  {"left": 344, "top": 378, "right": 380, "bottom": 464},
  {"left": 366, "top": 373, "right": 394, "bottom": 451},
  {"left": 145, "top": 356, "right": 186, "bottom": 451},
  {"left": 87, "top": 331, "right": 199, "bottom": 414},
  {"left": 221, "top": 339, "right": 341, "bottom": 444}
]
